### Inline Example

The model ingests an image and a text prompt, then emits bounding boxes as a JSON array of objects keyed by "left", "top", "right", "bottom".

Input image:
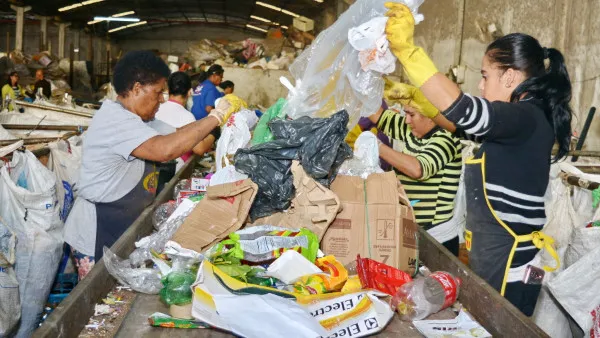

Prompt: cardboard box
[
  {"left": 250, "top": 162, "right": 341, "bottom": 240},
  {"left": 171, "top": 179, "right": 258, "bottom": 253},
  {"left": 321, "top": 172, "right": 417, "bottom": 273}
]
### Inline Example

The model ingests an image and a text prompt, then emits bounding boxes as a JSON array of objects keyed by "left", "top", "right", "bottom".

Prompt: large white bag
[
  {"left": 47, "top": 136, "right": 83, "bottom": 221},
  {"left": 531, "top": 166, "right": 579, "bottom": 338},
  {"left": 549, "top": 244, "right": 600, "bottom": 337},
  {"left": 0, "top": 150, "right": 64, "bottom": 338}
]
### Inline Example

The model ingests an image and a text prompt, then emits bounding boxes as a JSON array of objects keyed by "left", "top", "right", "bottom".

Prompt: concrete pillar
[
  {"left": 72, "top": 30, "right": 80, "bottom": 60},
  {"left": 10, "top": 5, "right": 32, "bottom": 52},
  {"left": 56, "top": 22, "right": 71, "bottom": 59},
  {"left": 39, "top": 16, "right": 49, "bottom": 51}
]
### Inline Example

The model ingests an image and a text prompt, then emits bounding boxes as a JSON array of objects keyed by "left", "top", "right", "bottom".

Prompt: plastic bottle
[{"left": 391, "top": 271, "right": 461, "bottom": 321}]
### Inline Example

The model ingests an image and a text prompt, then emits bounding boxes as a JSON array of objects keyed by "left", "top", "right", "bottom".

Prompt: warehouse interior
[{"left": 1, "top": 0, "right": 600, "bottom": 337}]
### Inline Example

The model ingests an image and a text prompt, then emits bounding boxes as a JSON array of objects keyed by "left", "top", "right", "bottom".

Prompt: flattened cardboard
[
  {"left": 171, "top": 179, "right": 258, "bottom": 253},
  {"left": 250, "top": 162, "right": 341, "bottom": 240},
  {"left": 321, "top": 172, "right": 417, "bottom": 273}
]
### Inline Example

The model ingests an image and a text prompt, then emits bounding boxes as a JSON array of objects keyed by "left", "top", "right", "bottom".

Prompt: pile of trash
[
  {"left": 1, "top": 49, "right": 94, "bottom": 101},
  {"left": 181, "top": 28, "right": 306, "bottom": 72},
  {"left": 100, "top": 88, "right": 491, "bottom": 337}
]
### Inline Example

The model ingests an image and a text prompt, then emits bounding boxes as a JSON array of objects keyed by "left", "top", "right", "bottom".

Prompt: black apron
[
  {"left": 94, "top": 161, "right": 157, "bottom": 259},
  {"left": 464, "top": 153, "right": 559, "bottom": 316}
]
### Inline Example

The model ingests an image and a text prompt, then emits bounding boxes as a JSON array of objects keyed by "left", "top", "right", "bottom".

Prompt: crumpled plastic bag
[
  {"left": 252, "top": 98, "right": 287, "bottom": 145},
  {"left": 282, "top": 0, "right": 424, "bottom": 128},
  {"left": 349, "top": 17, "right": 397, "bottom": 74},
  {"left": 103, "top": 247, "right": 163, "bottom": 294},
  {"left": 215, "top": 113, "right": 252, "bottom": 172},
  {"left": 338, "top": 131, "right": 384, "bottom": 179},
  {"left": 129, "top": 210, "right": 195, "bottom": 267},
  {"left": 235, "top": 110, "right": 352, "bottom": 220},
  {"left": 152, "top": 201, "right": 177, "bottom": 231}
]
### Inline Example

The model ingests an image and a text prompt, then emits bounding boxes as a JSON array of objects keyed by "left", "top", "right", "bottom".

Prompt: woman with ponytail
[{"left": 382, "top": 3, "right": 572, "bottom": 316}]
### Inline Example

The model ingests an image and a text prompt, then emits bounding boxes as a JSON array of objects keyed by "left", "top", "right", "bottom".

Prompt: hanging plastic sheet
[{"left": 282, "top": 0, "right": 424, "bottom": 128}]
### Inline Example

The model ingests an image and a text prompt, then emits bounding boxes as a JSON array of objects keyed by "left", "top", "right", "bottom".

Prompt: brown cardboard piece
[
  {"left": 321, "top": 171, "right": 418, "bottom": 273},
  {"left": 249, "top": 161, "right": 341, "bottom": 240},
  {"left": 171, "top": 179, "right": 258, "bottom": 253}
]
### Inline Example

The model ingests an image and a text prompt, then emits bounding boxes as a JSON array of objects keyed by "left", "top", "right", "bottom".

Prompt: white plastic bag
[
  {"left": 338, "top": 131, "right": 383, "bottom": 179},
  {"left": 0, "top": 150, "right": 63, "bottom": 338},
  {"left": 349, "top": 17, "right": 397, "bottom": 74},
  {"left": 530, "top": 165, "right": 577, "bottom": 337},
  {"left": 542, "top": 165, "right": 577, "bottom": 249},
  {"left": 549, "top": 244, "right": 600, "bottom": 337},
  {"left": 282, "top": 0, "right": 424, "bottom": 128},
  {"left": 211, "top": 113, "right": 250, "bottom": 186},
  {"left": 47, "top": 136, "right": 83, "bottom": 221},
  {"left": 532, "top": 247, "right": 573, "bottom": 338}
]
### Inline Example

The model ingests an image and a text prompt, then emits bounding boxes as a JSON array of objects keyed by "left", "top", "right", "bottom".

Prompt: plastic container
[{"left": 391, "top": 271, "right": 461, "bottom": 321}]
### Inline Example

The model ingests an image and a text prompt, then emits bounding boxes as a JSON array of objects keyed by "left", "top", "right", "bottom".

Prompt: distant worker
[
  {"left": 29, "top": 69, "right": 52, "bottom": 100},
  {"left": 155, "top": 71, "right": 220, "bottom": 171},
  {"left": 191, "top": 64, "right": 224, "bottom": 120},
  {"left": 368, "top": 82, "right": 463, "bottom": 256},
  {"left": 2, "top": 71, "right": 26, "bottom": 111},
  {"left": 219, "top": 80, "right": 235, "bottom": 95}
]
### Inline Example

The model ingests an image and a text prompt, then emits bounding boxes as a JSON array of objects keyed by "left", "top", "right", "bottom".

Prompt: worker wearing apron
[
  {"left": 64, "top": 51, "right": 227, "bottom": 280},
  {"left": 384, "top": 3, "right": 571, "bottom": 315}
]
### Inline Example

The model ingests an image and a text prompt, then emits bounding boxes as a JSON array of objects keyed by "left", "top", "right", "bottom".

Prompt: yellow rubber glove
[
  {"left": 222, "top": 94, "right": 249, "bottom": 123},
  {"left": 345, "top": 124, "right": 378, "bottom": 149},
  {"left": 385, "top": 2, "right": 439, "bottom": 87},
  {"left": 384, "top": 78, "right": 439, "bottom": 119}
]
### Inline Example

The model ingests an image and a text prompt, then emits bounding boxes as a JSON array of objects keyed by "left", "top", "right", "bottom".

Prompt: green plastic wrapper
[
  {"left": 159, "top": 271, "right": 196, "bottom": 306},
  {"left": 593, "top": 187, "right": 600, "bottom": 209},
  {"left": 214, "top": 225, "right": 320, "bottom": 263},
  {"left": 148, "top": 312, "right": 209, "bottom": 329},
  {"left": 251, "top": 98, "right": 287, "bottom": 145}
]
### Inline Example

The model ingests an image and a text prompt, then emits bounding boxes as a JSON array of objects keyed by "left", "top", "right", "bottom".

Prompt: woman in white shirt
[{"left": 156, "top": 71, "right": 220, "bottom": 170}]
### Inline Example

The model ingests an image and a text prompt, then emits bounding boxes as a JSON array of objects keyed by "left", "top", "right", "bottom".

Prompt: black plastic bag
[{"left": 234, "top": 110, "right": 352, "bottom": 220}]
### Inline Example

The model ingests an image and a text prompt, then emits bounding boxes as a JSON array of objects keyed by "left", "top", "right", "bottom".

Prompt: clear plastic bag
[
  {"left": 103, "top": 247, "right": 163, "bottom": 294},
  {"left": 129, "top": 211, "right": 194, "bottom": 267},
  {"left": 338, "top": 131, "right": 384, "bottom": 179},
  {"left": 152, "top": 201, "right": 177, "bottom": 231},
  {"left": 282, "top": 0, "right": 424, "bottom": 128}
]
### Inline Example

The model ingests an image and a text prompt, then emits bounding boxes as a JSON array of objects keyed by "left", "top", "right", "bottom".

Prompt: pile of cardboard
[{"left": 171, "top": 163, "right": 417, "bottom": 273}]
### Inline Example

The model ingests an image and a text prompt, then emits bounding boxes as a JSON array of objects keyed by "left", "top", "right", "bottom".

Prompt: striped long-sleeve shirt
[
  {"left": 378, "top": 110, "right": 463, "bottom": 229},
  {"left": 444, "top": 93, "right": 553, "bottom": 234}
]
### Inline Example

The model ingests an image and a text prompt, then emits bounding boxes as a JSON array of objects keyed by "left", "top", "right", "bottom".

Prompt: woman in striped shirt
[
  {"left": 384, "top": 3, "right": 571, "bottom": 316},
  {"left": 368, "top": 89, "right": 463, "bottom": 256}
]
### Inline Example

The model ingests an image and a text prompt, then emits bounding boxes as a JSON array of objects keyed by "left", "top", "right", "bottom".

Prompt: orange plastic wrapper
[
  {"left": 356, "top": 255, "right": 412, "bottom": 296},
  {"left": 294, "top": 256, "right": 348, "bottom": 295}
]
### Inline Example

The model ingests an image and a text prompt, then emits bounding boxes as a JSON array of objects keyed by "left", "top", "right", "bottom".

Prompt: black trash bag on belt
[{"left": 234, "top": 110, "right": 352, "bottom": 220}]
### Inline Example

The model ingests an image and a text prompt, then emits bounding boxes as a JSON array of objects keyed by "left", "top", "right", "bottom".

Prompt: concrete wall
[
  {"left": 116, "top": 25, "right": 263, "bottom": 55},
  {"left": 222, "top": 66, "right": 291, "bottom": 108},
  {"left": 411, "top": 0, "right": 600, "bottom": 150}
]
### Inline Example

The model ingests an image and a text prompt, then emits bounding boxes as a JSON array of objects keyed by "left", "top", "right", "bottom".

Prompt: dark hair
[
  {"left": 168, "top": 71, "right": 192, "bottom": 97},
  {"left": 219, "top": 80, "right": 234, "bottom": 91},
  {"left": 112, "top": 50, "right": 170, "bottom": 97},
  {"left": 199, "top": 64, "right": 224, "bottom": 82},
  {"left": 7, "top": 71, "right": 19, "bottom": 86},
  {"left": 486, "top": 33, "right": 572, "bottom": 162}
]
